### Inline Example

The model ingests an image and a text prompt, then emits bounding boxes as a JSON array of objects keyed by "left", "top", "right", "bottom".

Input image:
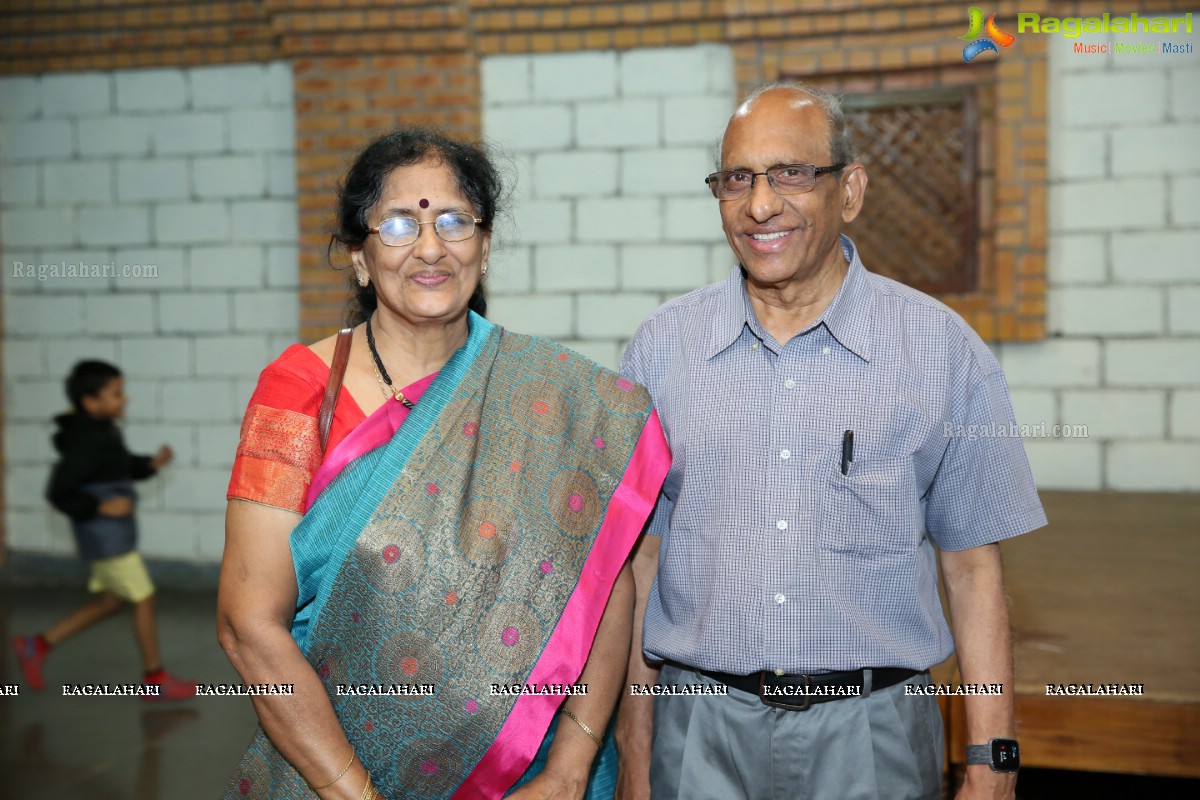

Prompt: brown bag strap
[{"left": 318, "top": 328, "right": 354, "bottom": 454}]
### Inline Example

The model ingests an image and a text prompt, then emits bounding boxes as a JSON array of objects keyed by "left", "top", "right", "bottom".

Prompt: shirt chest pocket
[{"left": 820, "top": 455, "right": 922, "bottom": 556}]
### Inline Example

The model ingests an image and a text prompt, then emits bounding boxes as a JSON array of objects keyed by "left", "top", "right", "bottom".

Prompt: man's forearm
[
  {"left": 614, "top": 535, "right": 661, "bottom": 799},
  {"left": 941, "top": 542, "right": 1018, "bottom": 798}
]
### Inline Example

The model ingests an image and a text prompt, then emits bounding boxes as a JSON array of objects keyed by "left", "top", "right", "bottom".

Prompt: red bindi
[{"left": 419, "top": 198, "right": 429, "bottom": 208}]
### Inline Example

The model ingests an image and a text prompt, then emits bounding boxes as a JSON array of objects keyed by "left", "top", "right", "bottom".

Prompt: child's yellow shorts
[{"left": 88, "top": 551, "right": 155, "bottom": 603}]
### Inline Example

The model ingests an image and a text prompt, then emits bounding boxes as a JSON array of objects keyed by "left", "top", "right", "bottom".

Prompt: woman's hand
[{"left": 218, "top": 500, "right": 370, "bottom": 799}]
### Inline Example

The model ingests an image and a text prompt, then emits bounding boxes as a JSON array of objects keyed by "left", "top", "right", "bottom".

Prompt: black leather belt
[{"left": 684, "top": 663, "right": 922, "bottom": 711}]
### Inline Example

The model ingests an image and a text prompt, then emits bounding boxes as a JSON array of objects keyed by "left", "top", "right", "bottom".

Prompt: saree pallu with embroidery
[{"left": 223, "top": 314, "right": 669, "bottom": 800}]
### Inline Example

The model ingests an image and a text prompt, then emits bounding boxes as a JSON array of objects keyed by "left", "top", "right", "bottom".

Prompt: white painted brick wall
[
  {"left": 619, "top": 46, "right": 733, "bottom": 97},
  {"left": 577, "top": 198, "right": 661, "bottom": 242},
  {"left": 1106, "top": 341, "right": 1200, "bottom": 386},
  {"left": 622, "top": 148, "right": 711, "bottom": 196},
  {"left": 0, "top": 119, "right": 73, "bottom": 161},
  {"left": 481, "top": 44, "right": 730, "bottom": 383},
  {"left": 486, "top": 105, "right": 572, "bottom": 152},
  {"left": 1008, "top": 390, "right": 1056, "bottom": 429},
  {"left": 191, "top": 65, "right": 272, "bottom": 109},
  {"left": 116, "top": 159, "right": 189, "bottom": 202},
  {"left": 79, "top": 116, "right": 152, "bottom": 157},
  {"left": 2, "top": 63, "right": 297, "bottom": 563},
  {"left": 1108, "top": 443, "right": 1200, "bottom": 491},
  {"left": 481, "top": 55, "right": 531, "bottom": 106},
  {"left": 577, "top": 293, "right": 663, "bottom": 338},
  {"left": 1168, "top": 287, "right": 1200, "bottom": 335},
  {"left": 156, "top": 202, "right": 230, "bottom": 244},
  {"left": 43, "top": 161, "right": 112, "bottom": 204},
  {"left": 114, "top": 70, "right": 187, "bottom": 112},
  {"left": 193, "top": 155, "right": 267, "bottom": 199},
  {"left": 1047, "top": 233, "right": 1106, "bottom": 285},
  {"left": 1004, "top": 18, "right": 1200, "bottom": 490},
  {"left": 621, "top": 245, "right": 710, "bottom": 291},
  {"left": 577, "top": 100, "right": 660, "bottom": 148},
  {"left": 487, "top": 245, "right": 531, "bottom": 295},
  {"left": 78, "top": 206, "right": 151, "bottom": 246},
  {"left": 1051, "top": 286, "right": 1163, "bottom": 336},
  {"left": 534, "top": 245, "right": 617, "bottom": 291},
  {"left": 1173, "top": 176, "right": 1200, "bottom": 225},
  {"left": 486, "top": 294, "right": 573, "bottom": 339},
  {"left": 0, "top": 77, "right": 40, "bottom": 118},
  {"left": 1051, "top": 178, "right": 1165, "bottom": 231},
  {"left": 1058, "top": 72, "right": 1166, "bottom": 127},
  {"left": 510, "top": 199, "right": 573, "bottom": 245},
  {"left": 0, "top": 164, "right": 38, "bottom": 204},
  {"left": 1021, "top": 441, "right": 1103, "bottom": 490},
  {"left": 1111, "top": 231, "right": 1200, "bottom": 283},
  {"left": 1, "top": 207, "right": 75, "bottom": 247},
  {"left": 1172, "top": 391, "right": 1200, "bottom": 439},
  {"left": 1060, "top": 390, "right": 1165, "bottom": 439},
  {"left": 532, "top": 52, "right": 617, "bottom": 102},
  {"left": 533, "top": 152, "right": 619, "bottom": 198}
]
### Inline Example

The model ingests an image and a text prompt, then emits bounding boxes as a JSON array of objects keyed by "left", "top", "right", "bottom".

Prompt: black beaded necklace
[{"left": 365, "top": 314, "right": 415, "bottom": 409}]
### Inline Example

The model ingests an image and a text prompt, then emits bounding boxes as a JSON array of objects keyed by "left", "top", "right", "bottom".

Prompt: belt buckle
[{"left": 758, "top": 672, "right": 814, "bottom": 711}]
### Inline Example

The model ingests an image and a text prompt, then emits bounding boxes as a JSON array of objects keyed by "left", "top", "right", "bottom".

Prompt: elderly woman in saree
[{"left": 216, "top": 128, "right": 669, "bottom": 800}]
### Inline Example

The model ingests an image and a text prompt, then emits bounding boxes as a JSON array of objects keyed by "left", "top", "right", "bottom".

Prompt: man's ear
[{"left": 840, "top": 163, "right": 868, "bottom": 224}]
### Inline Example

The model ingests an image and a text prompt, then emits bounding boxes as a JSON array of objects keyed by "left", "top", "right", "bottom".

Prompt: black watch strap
[
  {"left": 966, "top": 738, "right": 1020, "bottom": 772},
  {"left": 965, "top": 745, "right": 992, "bottom": 764}
]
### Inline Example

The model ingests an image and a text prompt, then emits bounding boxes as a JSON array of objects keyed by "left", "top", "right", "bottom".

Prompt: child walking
[{"left": 11, "top": 360, "right": 196, "bottom": 700}]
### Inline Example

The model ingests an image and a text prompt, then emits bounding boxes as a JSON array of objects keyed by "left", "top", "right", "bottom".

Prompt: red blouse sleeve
[{"left": 227, "top": 345, "right": 364, "bottom": 514}]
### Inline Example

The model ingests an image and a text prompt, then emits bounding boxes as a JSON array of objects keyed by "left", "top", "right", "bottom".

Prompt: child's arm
[{"left": 131, "top": 445, "right": 173, "bottom": 479}]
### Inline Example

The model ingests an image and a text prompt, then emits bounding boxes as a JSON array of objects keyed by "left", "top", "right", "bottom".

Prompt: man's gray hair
[{"left": 720, "top": 81, "right": 857, "bottom": 167}]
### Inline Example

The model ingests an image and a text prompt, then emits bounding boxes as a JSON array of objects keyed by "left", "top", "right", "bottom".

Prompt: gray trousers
[{"left": 649, "top": 664, "right": 944, "bottom": 800}]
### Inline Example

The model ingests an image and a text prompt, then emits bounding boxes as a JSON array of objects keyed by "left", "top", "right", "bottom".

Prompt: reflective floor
[
  {"left": 1, "top": 586, "right": 256, "bottom": 800},
  {"left": 3, "top": 587, "right": 1196, "bottom": 800}
]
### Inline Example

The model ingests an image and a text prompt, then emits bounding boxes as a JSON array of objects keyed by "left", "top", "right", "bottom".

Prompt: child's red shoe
[
  {"left": 141, "top": 669, "right": 197, "bottom": 702},
  {"left": 12, "top": 635, "right": 49, "bottom": 691}
]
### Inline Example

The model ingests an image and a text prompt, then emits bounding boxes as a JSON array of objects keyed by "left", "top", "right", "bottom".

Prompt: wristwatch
[{"left": 965, "top": 738, "right": 1020, "bottom": 772}]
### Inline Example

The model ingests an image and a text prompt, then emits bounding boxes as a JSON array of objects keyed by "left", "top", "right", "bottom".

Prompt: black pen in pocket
[{"left": 840, "top": 430, "right": 854, "bottom": 475}]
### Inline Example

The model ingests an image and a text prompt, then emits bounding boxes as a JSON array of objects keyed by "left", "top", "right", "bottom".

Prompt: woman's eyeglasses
[{"left": 368, "top": 212, "right": 484, "bottom": 247}]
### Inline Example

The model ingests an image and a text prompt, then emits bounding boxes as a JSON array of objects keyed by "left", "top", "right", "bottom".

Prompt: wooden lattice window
[{"left": 843, "top": 88, "right": 979, "bottom": 294}]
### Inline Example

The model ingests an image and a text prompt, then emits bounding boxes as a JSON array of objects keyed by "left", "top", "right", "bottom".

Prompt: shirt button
[
  {"left": 774, "top": 668, "right": 785, "bottom": 676},
  {"left": 752, "top": 342, "right": 759, "bottom": 350},
  {"left": 822, "top": 346, "right": 830, "bottom": 355},
  {"left": 775, "top": 593, "right": 786, "bottom": 605},
  {"left": 776, "top": 519, "right": 788, "bottom": 531},
  {"left": 779, "top": 449, "right": 791, "bottom": 460},
  {"left": 784, "top": 379, "right": 796, "bottom": 389}
]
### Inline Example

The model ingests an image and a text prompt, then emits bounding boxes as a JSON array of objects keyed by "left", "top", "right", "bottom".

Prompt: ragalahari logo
[{"left": 961, "top": 7, "right": 1017, "bottom": 62}]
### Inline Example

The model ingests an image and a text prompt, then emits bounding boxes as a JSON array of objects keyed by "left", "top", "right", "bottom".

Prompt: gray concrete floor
[{"left": 1, "top": 586, "right": 257, "bottom": 799}]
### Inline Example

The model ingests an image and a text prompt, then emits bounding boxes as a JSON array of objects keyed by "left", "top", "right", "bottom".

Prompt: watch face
[{"left": 992, "top": 739, "right": 1020, "bottom": 771}]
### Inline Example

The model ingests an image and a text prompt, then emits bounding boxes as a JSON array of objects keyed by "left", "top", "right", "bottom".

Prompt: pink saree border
[
  {"left": 452, "top": 410, "right": 670, "bottom": 800},
  {"left": 304, "top": 373, "right": 438, "bottom": 513}
]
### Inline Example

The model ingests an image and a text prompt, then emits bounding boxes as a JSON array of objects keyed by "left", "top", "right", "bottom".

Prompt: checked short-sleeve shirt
[{"left": 621, "top": 235, "right": 1046, "bottom": 675}]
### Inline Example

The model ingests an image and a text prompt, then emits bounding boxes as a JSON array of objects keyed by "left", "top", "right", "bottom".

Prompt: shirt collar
[
  {"left": 707, "top": 235, "right": 874, "bottom": 363},
  {"left": 821, "top": 235, "right": 874, "bottom": 363}
]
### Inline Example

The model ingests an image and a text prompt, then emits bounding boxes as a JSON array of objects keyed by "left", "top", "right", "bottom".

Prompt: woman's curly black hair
[{"left": 331, "top": 127, "right": 504, "bottom": 326}]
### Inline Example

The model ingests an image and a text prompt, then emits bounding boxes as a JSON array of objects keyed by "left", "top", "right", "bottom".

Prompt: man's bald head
[{"left": 720, "top": 82, "right": 856, "bottom": 168}]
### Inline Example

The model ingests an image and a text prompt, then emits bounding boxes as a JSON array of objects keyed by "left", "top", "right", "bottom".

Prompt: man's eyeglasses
[
  {"left": 368, "top": 212, "right": 484, "bottom": 247},
  {"left": 705, "top": 163, "right": 846, "bottom": 200}
]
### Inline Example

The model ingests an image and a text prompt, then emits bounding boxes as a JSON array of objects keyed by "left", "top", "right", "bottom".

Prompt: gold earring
[{"left": 357, "top": 273, "right": 369, "bottom": 287}]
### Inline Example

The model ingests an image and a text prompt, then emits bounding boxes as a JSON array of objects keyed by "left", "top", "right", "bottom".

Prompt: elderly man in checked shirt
[{"left": 613, "top": 83, "right": 1046, "bottom": 800}]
